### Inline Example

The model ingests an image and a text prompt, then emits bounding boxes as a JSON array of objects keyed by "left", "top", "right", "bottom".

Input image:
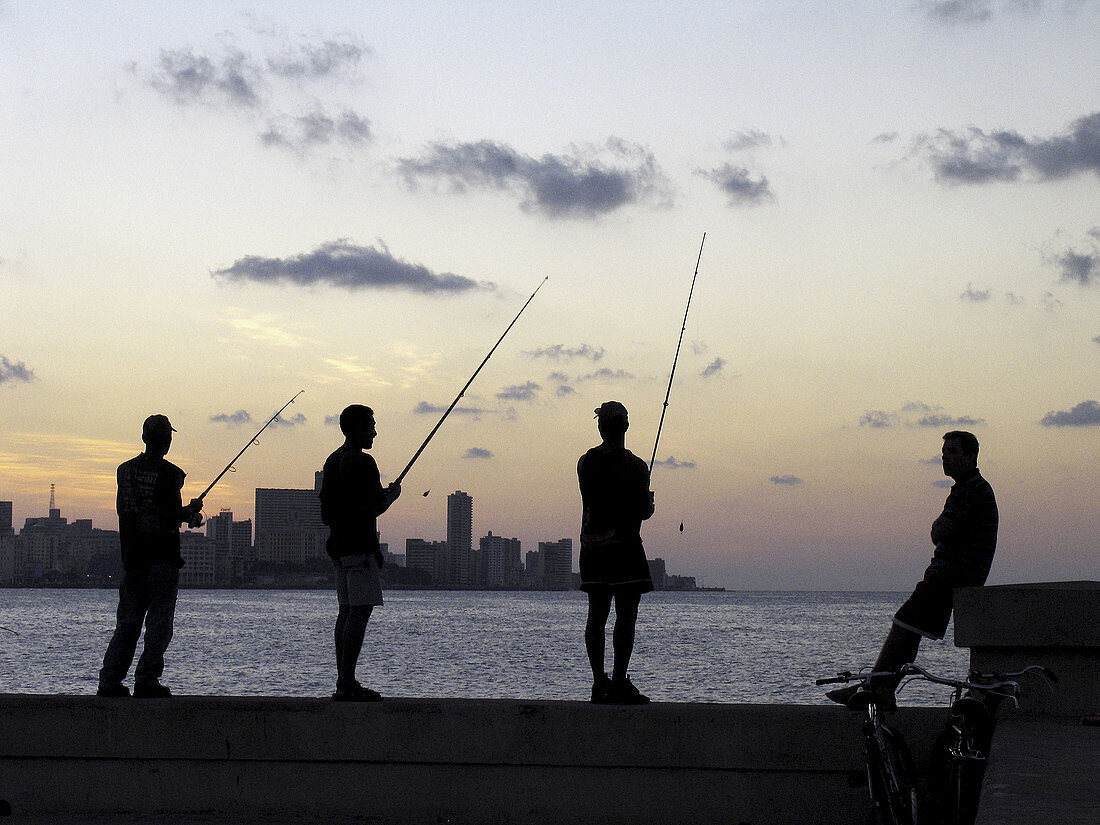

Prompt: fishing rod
[
  {"left": 396, "top": 277, "right": 548, "bottom": 485},
  {"left": 649, "top": 233, "right": 706, "bottom": 473},
  {"left": 198, "top": 390, "right": 305, "bottom": 502}
]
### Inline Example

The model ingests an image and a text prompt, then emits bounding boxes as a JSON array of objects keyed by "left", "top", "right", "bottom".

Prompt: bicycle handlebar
[{"left": 816, "top": 663, "right": 1056, "bottom": 706}]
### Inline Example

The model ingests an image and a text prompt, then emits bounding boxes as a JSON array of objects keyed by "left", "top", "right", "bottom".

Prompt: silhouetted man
[
  {"left": 829, "top": 430, "right": 998, "bottom": 708},
  {"left": 319, "top": 404, "right": 401, "bottom": 701},
  {"left": 578, "top": 401, "right": 655, "bottom": 704},
  {"left": 98, "top": 414, "right": 203, "bottom": 698}
]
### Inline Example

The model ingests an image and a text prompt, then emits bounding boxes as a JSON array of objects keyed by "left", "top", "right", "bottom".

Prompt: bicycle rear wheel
[{"left": 871, "top": 727, "right": 919, "bottom": 825}]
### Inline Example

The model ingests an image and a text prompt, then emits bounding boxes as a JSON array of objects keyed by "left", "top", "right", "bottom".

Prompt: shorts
[
  {"left": 892, "top": 567, "right": 953, "bottom": 640},
  {"left": 579, "top": 538, "right": 654, "bottom": 595},
  {"left": 333, "top": 554, "right": 383, "bottom": 607}
]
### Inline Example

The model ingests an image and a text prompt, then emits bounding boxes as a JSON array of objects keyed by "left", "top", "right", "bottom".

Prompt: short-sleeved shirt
[
  {"left": 116, "top": 453, "right": 186, "bottom": 570},
  {"left": 928, "top": 469, "right": 998, "bottom": 585},
  {"left": 320, "top": 444, "right": 388, "bottom": 560}
]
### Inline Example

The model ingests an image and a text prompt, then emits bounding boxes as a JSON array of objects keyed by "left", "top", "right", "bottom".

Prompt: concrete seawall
[{"left": 0, "top": 694, "right": 943, "bottom": 824}]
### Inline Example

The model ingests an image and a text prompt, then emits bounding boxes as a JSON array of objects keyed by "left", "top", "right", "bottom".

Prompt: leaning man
[{"left": 98, "top": 414, "right": 203, "bottom": 698}]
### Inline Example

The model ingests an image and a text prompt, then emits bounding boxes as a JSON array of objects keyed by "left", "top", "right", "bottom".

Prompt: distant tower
[
  {"left": 49, "top": 483, "right": 55, "bottom": 511},
  {"left": 446, "top": 491, "right": 474, "bottom": 585},
  {"left": 48, "top": 483, "right": 60, "bottom": 519}
]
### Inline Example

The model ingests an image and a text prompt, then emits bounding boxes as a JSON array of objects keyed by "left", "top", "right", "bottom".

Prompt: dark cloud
[
  {"left": 872, "top": 132, "right": 900, "bottom": 144},
  {"left": 463, "top": 447, "right": 493, "bottom": 459},
  {"left": 770, "top": 475, "right": 803, "bottom": 486},
  {"left": 555, "top": 384, "right": 576, "bottom": 397},
  {"left": 700, "top": 357, "right": 726, "bottom": 378},
  {"left": 723, "top": 130, "right": 783, "bottom": 151},
  {"left": 653, "top": 456, "right": 696, "bottom": 470},
  {"left": 271, "top": 412, "right": 307, "bottom": 427},
  {"left": 526, "top": 344, "right": 605, "bottom": 362},
  {"left": 696, "top": 163, "right": 774, "bottom": 206},
  {"left": 1040, "top": 400, "right": 1100, "bottom": 427},
  {"left": 577, "top": 367, "right": 635, "bottom": 382},
  {"left": 324, "top": 415, "right": 340, "bottom": 426},
  {"left": 960, "top": 282, "right": 992, "bottom": 302},
  {"left": 1054, "top": 249, "right": 1099, "bottom": 286},
  {"left": 265, "top": 38, "right": 367, "bottom": 79},
  {"left": 916, "top": 414, "right": 985, "bottom": 427},
  {"left": 0, "top": 356, "right": 35, "bottom": 385},
  {"left": 916, "top": 111, "right": 1100, "bottom": 185},
  {"left": 261, "top": 109, "right": 372, "bottom": 151},
  {"left": 414, "top": 401, "right": 491, "bottom": 417},
  {"left": 213, "top": 239, "right": 489, "bottom": 294},
  {"left": 859, "top": 410, "right": 895, "bottom": 428},
  {"left": 210, "top": 410, "right": 254, "bottom": 426},
  {"left": 933, "top": 479, "right": 955, "bottom": 489},
  {"left": 496, "top": 381, "right": 540, "bottom": 401},
  {"left": 141, "top": 36, "right": 373, "bottom": 153},
  {"left": 397, "top": 138, "right": 671, "bottom": 219},
  {"left": 1092, "top": 334, "right": 1100, "bottom": 345},
  {"left": 918, "top": 0, "right": 1042, "bottom": 24},
  {"left": 1005, "top": 292, "right": 1027, "bottom": 307}
]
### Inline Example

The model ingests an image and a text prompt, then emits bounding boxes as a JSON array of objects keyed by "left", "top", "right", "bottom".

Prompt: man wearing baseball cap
[
  {"left": 97, "top": 414, "right": 203, "bottom": 698},
  {"left": 578, "top": 401, "right": 656, "bottom": 704}
]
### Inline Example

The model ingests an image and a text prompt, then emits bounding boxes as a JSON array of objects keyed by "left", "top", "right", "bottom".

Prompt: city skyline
[{"left": 2, "top": 2, "right": 1098, "bottom": 590}]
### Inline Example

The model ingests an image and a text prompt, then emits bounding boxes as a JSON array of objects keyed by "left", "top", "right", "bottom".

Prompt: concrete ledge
[{"left": 0, "top": 695, "right": 944, "bottom": 824}]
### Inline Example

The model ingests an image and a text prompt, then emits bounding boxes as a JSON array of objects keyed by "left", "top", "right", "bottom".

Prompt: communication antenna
[{"left": 49, "top": 483, "right": 56, "bottom": 512}]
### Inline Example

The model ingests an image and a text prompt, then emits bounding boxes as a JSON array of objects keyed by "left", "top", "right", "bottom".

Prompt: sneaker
[
  {"left": 133, "top": 682, "right": 172, "bottom": 698},
  {"left": 332, "top": 682, "right": 383, "bottom": 702},
  {"left": 609, "top": 676, "right": 650, "bottom": 705},
  {"left": 96, "top": 683, "right": 130, "bottom": 698},
  {"left": 591, "top": 672, "right": 613, "bottom": 704},
  {"left": 827, "top": 684, "right": 896, "bottom": 711},
  {"left": 826, "top": 684, "right": 859, "bottom": 706}
]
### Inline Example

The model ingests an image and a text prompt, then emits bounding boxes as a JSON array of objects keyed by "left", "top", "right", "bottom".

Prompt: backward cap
[{"left": 594, "top": 401, "right": 628, "bottom": 421}]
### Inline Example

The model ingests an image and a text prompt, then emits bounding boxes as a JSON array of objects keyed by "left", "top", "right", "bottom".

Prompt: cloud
[
  {"left": 324, "top": 415, "right": 340, "bottom": 426},
  {"left": 872, "top": 132, "right": 900, "bottom": 144},
  {"left": 916, "top": 414, "right": 986, "bottom": 427},
  {"left": 577, "top": 367, "right": 635, "bottom": 382},
  {"left": 653, "top": 456, "right": 696, "bottom": 469},
  {"left": 917, "top": 0, "right": 1042, "bottom": 24},
  {"left": 213, "top": 239, "right": 490, "bottom": 294},
  {"left": 700, "top": 357, "right": 727, "bottom": 378},
  {"left": 696, "top": 163, "right": 774, "bottom": 206},
  {"left": 723, "top": 130, "right": 783, "bottom": 151},
  {"left": 1040, "top": 399, "right": 1100, "bottom": 427},
  {"left": 933, "top": 479, "right": 955, "bottom": 489},
  {"left": 555, "top": 384, "right": 576, "bottom": 397},
  {"left": 1093, "top": 334, "right": 1100, "bottom": 345},
  {"left": 526, "top": 344, "right": 605, "bottom": 362},
  {"left": 271, "top": 412, "right": 307, "bottom": 427},
  {"left": 915, "top": 111, "right": 1100, "bottom": 185},
  {"left": 960, "top": 282, "right": 992, "bottom": 302},
  {"left": 1005, "top": 292, "right": 1027, "bottom": 307},
  {"left": 140, "top": 35, "right": 373, "bottom": 153},
  {"left": 397, "top": 137, "right": 671, "bottom": 218},
  {"left": 210, "top": 410, "right": 254, "bottom": 426},
  {"left": 859, "top": 410, "right": 895, "bottom": 428},
  {"left": 463, "top": 447, "right": 493, "bottom": 459},
  {"left": 1041, "top": 291, "right": 1064, "bottom": 312},
  {"left": 770, "top": 475, "right": 803, "bottom": 486},
  {"left": 496, "top": 381, "right": 540, "bottom": 401},
  {"left": 0, "top": 355, "right": 35, "bottom": 385},
  {"left": 413, "top": 401, "right": 492, "bottom": 417}
]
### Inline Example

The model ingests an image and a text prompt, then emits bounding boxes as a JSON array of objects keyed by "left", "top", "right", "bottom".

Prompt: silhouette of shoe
[
  {"left": 828, "top": 684, "right": 896, "bottom": 711},
  {"left": 133, "top": 682, "right": 172, "bottom": 698},
  {"left": 96, "top": 683, "right": 130, "bottom": 698},
  {"left": 332, "top": 682, "right": 383, "bottom": 702},
  {"left": 609, "top": 676, "right": 650, "bottom": 705},
  {"left": 591, "top": 672, "right": 612, "bottom": 704}
]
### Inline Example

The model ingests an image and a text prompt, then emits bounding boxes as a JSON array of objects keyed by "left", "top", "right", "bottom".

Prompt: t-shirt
[
  {"left": 116, "top": 452, "right": 186, "bottom": 569},
  {"left": 319, "top": 444, "right": 387, "bottom": 560},
  {"left": 929, "top": 469, "right": 998, "bottom": 584},
  {"left": 577, "top": 443, "right": 654, "bottom": 549}
]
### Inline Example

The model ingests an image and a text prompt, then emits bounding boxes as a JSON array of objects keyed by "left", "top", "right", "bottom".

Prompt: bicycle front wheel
[{"left": 872, "top": 727, "right": 919, "bottom": 825}]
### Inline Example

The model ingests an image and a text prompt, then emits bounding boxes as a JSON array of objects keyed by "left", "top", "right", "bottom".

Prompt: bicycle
[
  {"left": 818, "top": 663, "right": 1057, "bottom": 825},
  {"left": 817, "top": 667, "right": 921, "bottom": 825},
  {"left": 915, "top": 664, "right": 1057, "bottom": 825}
]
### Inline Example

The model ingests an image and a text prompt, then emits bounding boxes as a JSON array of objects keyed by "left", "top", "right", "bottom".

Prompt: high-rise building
[
  {"left": 479, "top": 531, "right": 522, "bottom": 587},
  {"left": 405, "top": 538, "right": 448, "bottom": 584},
  {"left": 255, "top": 486, "right": 326, "bottom": 565},
  {"left": 0, "top": 501, "right": 12, "bottom": 537},
  {"left": 539, "top": 538, "right": 574, "bottom": 590},
  {"left": 447, "top": 491, "right": 473, "bottom": 585}
]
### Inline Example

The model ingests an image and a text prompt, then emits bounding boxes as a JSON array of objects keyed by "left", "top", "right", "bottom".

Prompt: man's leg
[
  {"left": 869, "top": 623, "right": 922, "bottom": 695},
  {"left": 584, "top": 591, "right": 613, "bottom": 679},
  {"left": 337, "top": 605, "right": 372, "bottom": 689},
  {"left": 334, "top": 604, "right": 349, "bottom": 682},
  {"left": 98, "top": 569, "right": 149, "bottom": 692},
  {"left": 134, "top": 562, "right": 179, "bottom": 692},
  {"left": 610, "top": 590, "right": 641, "bottom": 682}
]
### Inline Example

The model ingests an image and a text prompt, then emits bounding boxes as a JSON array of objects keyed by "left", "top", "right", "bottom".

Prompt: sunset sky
[{"left": 2, "top": 1, "right": 1097, "bottom": 589}]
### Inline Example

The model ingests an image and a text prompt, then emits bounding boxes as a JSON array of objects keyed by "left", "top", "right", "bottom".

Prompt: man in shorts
[
  {"left": 578, "top": 401, "right": 656, "bottom": 704},
  {"left": 98, "top": 414, "right": 204, "bottom": 698},
  {"left": 829, "top": 430, "right": 998, "bottom": 708},
  {"left": 320, "top": 404, "right": 401, "bottom": 701}
]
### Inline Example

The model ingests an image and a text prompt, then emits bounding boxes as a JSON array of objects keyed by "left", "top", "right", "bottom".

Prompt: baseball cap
[
  {"left": 593, "top": 401, "right": 628, "bottom": 421},
  {"left": 142, "top": 414, "right": 176, "bottom": 440}
]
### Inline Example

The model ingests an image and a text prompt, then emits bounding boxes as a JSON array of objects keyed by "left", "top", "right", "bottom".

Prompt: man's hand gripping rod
[{"left": 395, "top": 277, "right": 548, "bottom": 485}]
